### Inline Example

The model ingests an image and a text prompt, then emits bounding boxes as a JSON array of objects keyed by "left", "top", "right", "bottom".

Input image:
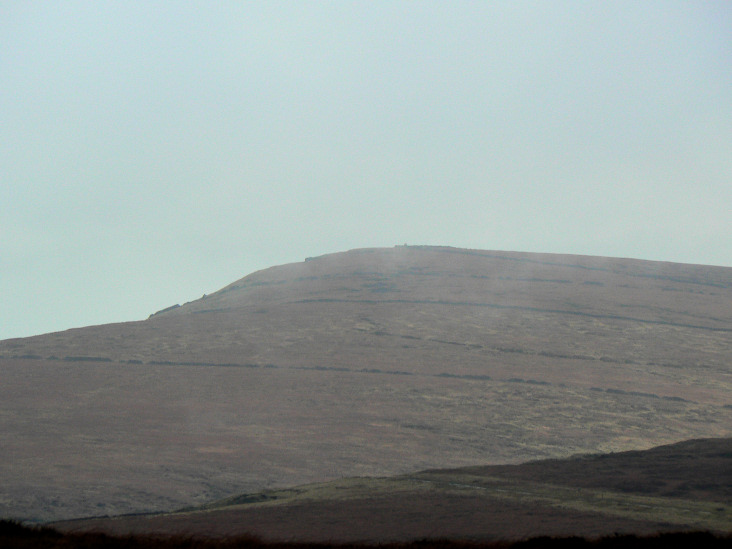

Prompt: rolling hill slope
[
  {"left": 1, "top": 246, "right": 731, "bottom": 522},
  {"left": 53, "top": 437, "right": 732, "bottom": 542}
]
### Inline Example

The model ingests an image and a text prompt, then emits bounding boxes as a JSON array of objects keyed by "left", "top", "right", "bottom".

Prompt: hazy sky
[{"left": 2, "top": 1, "right": 731, "bottom": 340}]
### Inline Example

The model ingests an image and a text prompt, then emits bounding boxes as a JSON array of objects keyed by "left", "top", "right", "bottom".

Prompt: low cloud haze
[{"left": 1, "top": 1, "right": 730, "bottom": 339}]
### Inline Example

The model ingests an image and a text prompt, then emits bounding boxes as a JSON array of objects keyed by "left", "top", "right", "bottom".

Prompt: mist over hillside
[{"left": 1, "top": 246, "right": 731, "bottom": 522}]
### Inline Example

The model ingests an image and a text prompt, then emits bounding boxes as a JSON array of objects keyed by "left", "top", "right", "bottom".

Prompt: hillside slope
[
  {"left": 1, "top": 246, "right": 731, "bottom": 521},
  {"left": 53, "top": 437, "right": 732, "bottom": 542}
]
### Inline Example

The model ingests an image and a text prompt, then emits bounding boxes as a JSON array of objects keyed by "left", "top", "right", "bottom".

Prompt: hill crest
[{"left": 148, "top": 245, "right": 732, "bottom": 320}]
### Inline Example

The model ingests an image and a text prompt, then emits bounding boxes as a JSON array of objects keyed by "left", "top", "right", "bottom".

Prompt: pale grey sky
[{"left": 2, "top": 1, "right": 731, "bottom": 340}]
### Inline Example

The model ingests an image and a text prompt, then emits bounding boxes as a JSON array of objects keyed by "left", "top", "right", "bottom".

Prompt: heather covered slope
[
  {"left": 1, "top": 246, "right": 731, "bottom": 522},
  {"left": 53, "top": 438, "right": 732, "bottom": 542}
]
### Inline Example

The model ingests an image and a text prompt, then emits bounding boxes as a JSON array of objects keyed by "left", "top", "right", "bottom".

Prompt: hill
[
  {"left": 1, "top": 246, "right": 731, "bottom": 522},
  {"left": 52, "top": 438, "right": 732, "bottom": 542}
]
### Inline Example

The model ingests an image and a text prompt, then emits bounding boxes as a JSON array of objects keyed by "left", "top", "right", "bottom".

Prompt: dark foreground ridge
[
  {"left": 47, "top": 438, "right": 732, "bottom": 542},
  {"left": 2, "top": 521, "right": 730, "bottom": 549}
]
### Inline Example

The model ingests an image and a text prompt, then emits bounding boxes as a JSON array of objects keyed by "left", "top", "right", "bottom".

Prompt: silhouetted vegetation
[{"left": 1, "top": 521, "right": 730, "bottom": 549}]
